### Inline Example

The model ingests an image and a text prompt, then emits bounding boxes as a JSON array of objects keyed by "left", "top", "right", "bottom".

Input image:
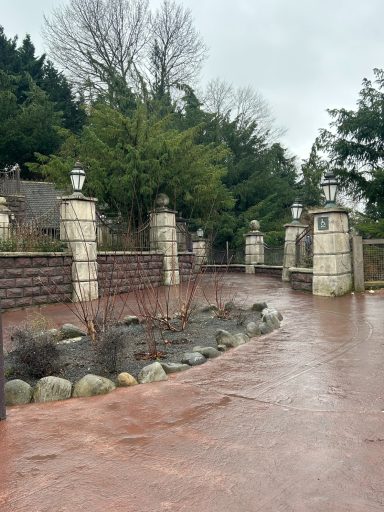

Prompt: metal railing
[
  {"left": 0, "top": 223, "right": 65, "bottom": 252},
  {"left": 295, "top": 226, "right": 313, "bottom": 268},
  {"left": 0, "top": 164, "right": 21, "bottom": 195},
  {"left": 96, "top": 213, "right": 151, "bottom": 251},
  {"left": 363, "top": 239, "right": 384, "bottom": 282},
  {"left": 264, "top": 244, "right": 284, "bottom": 266}
]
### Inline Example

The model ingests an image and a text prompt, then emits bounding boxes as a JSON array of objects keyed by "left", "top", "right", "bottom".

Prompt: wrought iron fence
[
  {"left": 96, "top": 213, "right": 151, "bottom": 251},
  {"left": 263, "top": 244, "right": 284, "bottom": 266},
  {"left": 295, "top": 226, "right": 313, "bottom": 268},
  {"left": 363, "top": 239, "right": 384, "bottom": 282},
  {"left": 0, "top": 222, "right": 64, "bottom": 252},
  {"left": 0, "top": 164, "right": 21, "bottom": 195}
]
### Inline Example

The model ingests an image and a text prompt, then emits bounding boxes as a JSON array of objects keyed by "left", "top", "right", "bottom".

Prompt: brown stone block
[
  {"left": 48, "top": 256, "right": 64, "bottom": 266},
  {"left": 24, "top": 267, "right": 43, "bottom": 277},
  {"left": 31, "top": 257, "right": 49, "bottom": 267},
  {"left": 0, "top": 258, "right": 15, "bottom": 269},
  {"left": 15, "top": 297, "right": 33, "bottom": 308},
  {"left": 33, "top": 276, "right": 49, "bottom": 286},
  {"left": 15, "top": 257, "right": 32, "bottom": 267},
  {"left": 24, "top": 286, "right": 42, "bottom": 297},
  {"left": 0, "top": 278, "right": 16, "bottom": 289},
  {"left": 15, "top": 277, "right": 33, "bottom": 287},
  {"left": 4, "top": 267, "right": 24, "bottom": 278},
  {"left": 6, "top": 288, "right": 23, "bottom": 298},
  {"left": 1, "top": 298, "right": 16, "bottom": 309}
]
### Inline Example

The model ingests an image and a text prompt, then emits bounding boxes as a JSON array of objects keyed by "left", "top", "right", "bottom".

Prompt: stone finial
[
  {"left": 249, "top": 220, "right": 260, "bottom": 231},
  {"left": 0, "top": 197, "right": 7, "bottom": 206},
  {"left": 155, "top": 193, "right": 170, "bottom": 208}
]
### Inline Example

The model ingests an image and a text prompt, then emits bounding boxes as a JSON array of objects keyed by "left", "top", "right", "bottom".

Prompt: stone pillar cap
[
  {"left": 284, "top": 222, "right": 308, "bottom": 228},
  {"left": 59, "top": 194, "right": 98, "bottom": 202},
  {"left": 309, "top": 206, "right": 348, "bottom": 214}
]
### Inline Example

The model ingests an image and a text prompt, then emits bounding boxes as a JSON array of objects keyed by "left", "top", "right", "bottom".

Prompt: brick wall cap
[
  {"left": 0, "top": 252, "right": 71, "bottom": 257},
  {"left": 97, "top": 251, "right": 163, "bottom": 256}
]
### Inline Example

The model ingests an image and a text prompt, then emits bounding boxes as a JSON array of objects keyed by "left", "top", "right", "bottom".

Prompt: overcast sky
[{"left": 2, "top": 0, "right": 384, "bottom": 162}]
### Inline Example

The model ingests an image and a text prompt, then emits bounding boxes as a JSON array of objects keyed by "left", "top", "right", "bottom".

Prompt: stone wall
[
  {"left": 289, "top": 268, "right": 313, "bottom": 292},
  {"left": 202, "top": 264, "right": 246, "bottom": 273},
  {"left": 178, "top": 252, "right": 195, "bottom": 280},
  {"left": 0, "top": 253, "right": 72, "bottom": 309},
  {"left": 254, "top": 265, "right": 282, "bottom": 278},
  {"left": 97, "top": 252, "right": 164, "bottom": 296}
]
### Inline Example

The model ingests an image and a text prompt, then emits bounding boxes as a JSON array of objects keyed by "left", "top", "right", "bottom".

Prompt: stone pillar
[
  {"left": 60, "top": 194, "right": 98, "bottom": 302},
  {"left": 352, "top": 235, "right": 365, "bottom": 292},
  {"left": 150, "top": 194, "right": 180, "bottom": 286},
  {"left": 0, "top": 197, "right": 11, "bottom": 240},
  {"left": 192, "top": 238, "right": 207, "bottom": 270},
  {"left": 244, "top": 220, "right": 264, "bottom": 273},
  {"left": 282, "top": 222, "right": 308, "bottom": 281},
  {"left": 310, "top": 207, "right": 352, "bottom": 296}
]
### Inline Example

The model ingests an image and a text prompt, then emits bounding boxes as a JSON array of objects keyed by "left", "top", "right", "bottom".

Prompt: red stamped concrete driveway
[{"left": 1, "top": 275, "right": 384, "bottom": 512}]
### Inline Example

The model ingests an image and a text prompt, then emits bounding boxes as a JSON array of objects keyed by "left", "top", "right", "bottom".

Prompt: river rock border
[{"left": 4, "top": 305, "right": 282, "bottom": 406}]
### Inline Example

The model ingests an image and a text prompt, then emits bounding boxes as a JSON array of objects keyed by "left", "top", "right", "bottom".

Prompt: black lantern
[
  {"left": 321, "top": 171, "right": 338, "bottom": 207},
  {"left": 70, "top": 161, "right": 86, "bottom": 193},
  {"left": 290, "top": 200, "right": 303, "bottom": 224},
  {"left": 196, "top": 228, "right": 204, "bottom": 238}
]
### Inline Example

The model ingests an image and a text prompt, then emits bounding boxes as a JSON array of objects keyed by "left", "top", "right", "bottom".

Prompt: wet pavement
[{"left": 1, "top": 274, "right": 384, "bottom": 512}]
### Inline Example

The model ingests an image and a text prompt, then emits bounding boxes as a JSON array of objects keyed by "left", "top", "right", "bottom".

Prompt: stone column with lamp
[
  {"left": 282, "top": 200, "right": 308, "bottom": 281},
  {"left": 60, "top": 162, "right": 99, "bottom": 302},
  {"left": 150, "top": 193, "right": 180, "bottom": 285},
  {"left": 244, "top": 220, "right": 264, "bottom": 273},
  {"left": 192, "top": 228, "right": 207, "bottom": 270},
  {"left": 310, "top": 171, "right": 352, "bottom": 296}
]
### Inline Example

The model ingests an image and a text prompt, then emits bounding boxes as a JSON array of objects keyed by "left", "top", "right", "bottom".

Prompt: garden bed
[{"left": 4, "top": 304, "right": 269, "bottom": 386}]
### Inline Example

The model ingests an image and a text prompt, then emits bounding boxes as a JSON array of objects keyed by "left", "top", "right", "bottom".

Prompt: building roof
[{"left": 20, "top": 181, "right": 63, "bottom": 228}]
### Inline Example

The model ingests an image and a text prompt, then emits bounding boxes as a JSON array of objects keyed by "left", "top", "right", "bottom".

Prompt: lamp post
[
  {"left": 290, "top": 200, "right": 303, "bottom": 224},
  {"left": 321, "top": 171, "right": 338, "bottom": 207},
  {"left": 70, "top": 161, "right": 86, "bottom": 195}
]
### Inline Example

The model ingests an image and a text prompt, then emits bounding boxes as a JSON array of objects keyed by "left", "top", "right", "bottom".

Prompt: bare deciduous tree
[
  {"left": 148, "top": 0, "right": 208, "bottom": 98},
  {"left": 203, "top": 78, "right": 284, "bottom": 142},
  {"left": 43, "top": 0, "right": 150, "bottom": 95}
]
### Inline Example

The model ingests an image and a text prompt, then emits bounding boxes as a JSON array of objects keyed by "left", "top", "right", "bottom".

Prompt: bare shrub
[
  {"left": 11, "top": 327, "right": 60, "bottom": 379},
  {"left": 94, "top": 326, "right": 127, "bottom": 375}
]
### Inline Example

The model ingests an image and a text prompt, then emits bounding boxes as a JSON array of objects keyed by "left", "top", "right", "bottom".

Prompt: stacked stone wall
[
  {"left": 178, "top": 252, "right": 195, "bottom": 280},
  {"left": 97, "top": 252, "right": 164, "bottom": 296},
  {"left": 290, "top": 269, "right": 313, "bottom": 292},
  {"left": 0, "top": 253, "right": 72, "bottom": 309},
  {"left": 254, "top": 265, "right": 282, "bottom": 278}
]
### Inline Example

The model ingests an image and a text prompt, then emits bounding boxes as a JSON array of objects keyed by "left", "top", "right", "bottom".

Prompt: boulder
[
  {"left": 116, "top": 372, "right": 138, "bottom": 387},
  {"left": 72, "top": 374, "right": 115, "bottom": 398},
  {"left": 121, "top": 315, "right": 140, "bottom": 326},
  {"left": 5, "top": 379, "right": 33, "bottom": 406},
  {"left": 259, "top": 322, "right": 273, "bottom": 335},
  {"left": 246, "top": 322, "right": 262, "bottom": 337},
  {"left": 60, "top": 323, "right": 86, "bottom": 338},
  {"left": 252, "top": 302, "right": 268, "bottom": 312},
  {"left": 137, "top": 362, "right": 168, "bottom": 384},
  {"left": 262, "top": 308, "right": 281, "bottom": 330},
  {"left": 193, "top": 346, "right": 221, "bottom": 358},
  {"left": 215, "top": 330, "right": 249, "bottom": 348},
  {"left": 58, "top": 336, "right": 82, "bottom": 345},
  {"left": 181, "top": 352, "right": 206, "bottom": 366},
  {"left": 161, "top": 362, "right": 190, "bottom": 374},
  {"left": 33, "top": 376, "right": 72, "bottom": 403},
  {"left": 217, "top": 344, "right": 228, "bottom": 352}
]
